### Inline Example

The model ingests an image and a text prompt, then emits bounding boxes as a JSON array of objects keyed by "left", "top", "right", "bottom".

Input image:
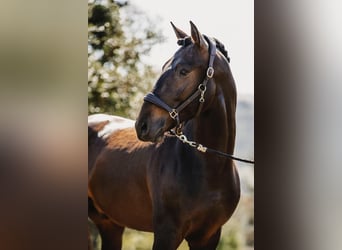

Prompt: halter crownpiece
[{"left": 143, "top": 35, "right": 217, "bottom": 130}]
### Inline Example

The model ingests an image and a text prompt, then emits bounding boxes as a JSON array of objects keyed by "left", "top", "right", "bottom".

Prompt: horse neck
[
  {"left": 192, "top": 64, "right": 237, "bottom": 156},
  {"left": 180, "top": 58, "right": 239, "bottom": 190}
]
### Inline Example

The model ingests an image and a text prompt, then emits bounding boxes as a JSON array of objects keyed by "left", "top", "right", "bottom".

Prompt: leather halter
[
  {"left": 143, "top": 36, "right": 217, "bottom": 128},
  {"left": 142, "top": 37, "right": 255, "bottom": 164}
]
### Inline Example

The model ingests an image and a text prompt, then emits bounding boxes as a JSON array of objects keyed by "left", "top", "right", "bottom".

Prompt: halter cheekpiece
[{"left": 143, "top": 35, "right": 217, "bottom": 131}]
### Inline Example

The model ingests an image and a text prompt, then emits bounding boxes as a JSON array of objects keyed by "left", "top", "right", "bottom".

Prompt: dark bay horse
[{"left": 88, "top": 21, "right": 240, "bottom": 250}]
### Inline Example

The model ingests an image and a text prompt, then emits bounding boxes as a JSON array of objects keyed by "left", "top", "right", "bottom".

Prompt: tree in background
[{"left": 88, "top": 0, "right": 164, "bottom": 118}]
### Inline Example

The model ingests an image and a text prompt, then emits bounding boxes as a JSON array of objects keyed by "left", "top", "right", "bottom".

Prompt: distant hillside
[
  {"left": 236, "top": 94, "right": 254, "bottom": 162},
  {"left": 235, "top": 94, "right": 254, "bottom": 195}
]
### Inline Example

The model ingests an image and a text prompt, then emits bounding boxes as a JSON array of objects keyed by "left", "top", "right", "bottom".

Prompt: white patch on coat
[{"left": 88, "top": 114, "right": 135, "bottom": 139}]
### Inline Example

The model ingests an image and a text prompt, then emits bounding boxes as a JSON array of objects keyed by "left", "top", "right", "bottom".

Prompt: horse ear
[
  {"left": 190, "top": 21, "right": 206, "bottom": 48},
  {"left": 170, "top": 22, "right": 188, "bottom": 39}
]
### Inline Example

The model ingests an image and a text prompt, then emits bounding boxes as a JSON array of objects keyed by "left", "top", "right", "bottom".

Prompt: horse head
[{"left": 136, "top": 21, "right": 219, "bottom": 143}]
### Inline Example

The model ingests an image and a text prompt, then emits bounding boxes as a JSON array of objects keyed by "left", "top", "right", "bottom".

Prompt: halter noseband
[{"left": 143, "top": 36, "right": 217, "bottom": 129}]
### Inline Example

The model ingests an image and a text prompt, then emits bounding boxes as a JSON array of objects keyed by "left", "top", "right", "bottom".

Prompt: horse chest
[
  {"left": 155, "top": 160, "right": 239, "bottom": 231},
  {"left": 158, "top": 172, "right": 232, "bottom": 215},
  {"left": 184, "top": 190, "right": 233, "bottom": 234},
  {"left": 194, "top": 189, "right": 231, "bottom": 215}
]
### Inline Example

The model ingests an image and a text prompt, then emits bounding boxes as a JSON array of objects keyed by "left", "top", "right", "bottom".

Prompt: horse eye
[{"left": 179, "top": 69, "right": 189, "bottom": 76}]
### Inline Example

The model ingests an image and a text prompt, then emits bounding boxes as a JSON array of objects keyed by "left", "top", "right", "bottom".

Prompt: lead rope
[{"left": 169, "top": 130, "right": 255, "bottom": 164}]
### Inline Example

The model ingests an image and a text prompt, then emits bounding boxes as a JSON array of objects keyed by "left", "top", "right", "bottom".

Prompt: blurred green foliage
[{"left": 88, "top": 0, "right": 164, "bottom": 118}]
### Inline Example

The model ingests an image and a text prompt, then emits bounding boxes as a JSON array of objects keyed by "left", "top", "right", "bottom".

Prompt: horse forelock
[
  {"left": 177, "top": 35, "right": 230, "bottom": 63},
  {"left": 177, "top": 36, "right": 192, "bottom": 47}
]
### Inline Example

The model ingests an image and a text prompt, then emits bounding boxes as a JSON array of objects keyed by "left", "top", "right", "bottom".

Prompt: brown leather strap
[{"left": 143, "top": 35, "right": 216, "bottom": 126}]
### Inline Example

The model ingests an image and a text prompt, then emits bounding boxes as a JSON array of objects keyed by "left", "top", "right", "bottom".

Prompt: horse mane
[
  {"left": 177, "top": 36, "right": 230, "bottom": 63},
  {"left": 212, "top": 37, "right": 230, "bottom": 63}
]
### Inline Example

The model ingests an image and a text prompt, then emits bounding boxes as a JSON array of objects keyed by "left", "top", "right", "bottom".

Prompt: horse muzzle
[{"left": 135, "top": 117, "right": 167, "bottom": 143}]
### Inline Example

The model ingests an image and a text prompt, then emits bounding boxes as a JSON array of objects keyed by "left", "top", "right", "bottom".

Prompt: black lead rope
[
  {"left": 170, "top": 130, "right": 255, "bottom": 164},
  {"left": 205, "top": 148, "right": 255, "bottom": 164}
]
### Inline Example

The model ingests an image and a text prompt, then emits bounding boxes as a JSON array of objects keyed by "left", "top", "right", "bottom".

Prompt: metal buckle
[
  {"left": 206, "top": 67, "right": 214, "bottom": 78},
  {"left": 198, "top": 84, "right": 207, "bottom": 92},
  {"left": 169, "top": 109, "right": 178, "bottom": 120}
]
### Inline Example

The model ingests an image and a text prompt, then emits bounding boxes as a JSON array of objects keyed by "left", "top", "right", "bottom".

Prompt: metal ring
[
  {"left": 206, "top": 67, "right": 214, "bottom": 78},
  {"left": 198, "top": 84, "right": 207, "bottom": 92}
]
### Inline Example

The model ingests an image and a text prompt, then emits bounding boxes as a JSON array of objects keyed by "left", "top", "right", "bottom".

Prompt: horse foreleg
[
  {"left": 186, "top": 228, "right": 222, "bottom": 250},
  {"left": 95, "top": 221, "right": 124, "bottom": 250},
  {"left": 89, "top": 198, "right": 124, "bottom": 250},
  {"left": 152, "top": 216, "right": 184, "bottom": 250},
  {"left": 152, "top": 227, "right": 183, "bottom": 250}
]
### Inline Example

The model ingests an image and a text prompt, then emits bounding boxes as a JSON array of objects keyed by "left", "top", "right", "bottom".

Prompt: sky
[{"left": 129, "top": 0, "right": 254, "bottom": 95}]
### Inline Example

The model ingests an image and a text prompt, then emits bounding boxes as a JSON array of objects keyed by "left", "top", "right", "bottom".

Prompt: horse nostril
[{"left": 140, "top": 122, "right": 148, "bottom": 135}]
